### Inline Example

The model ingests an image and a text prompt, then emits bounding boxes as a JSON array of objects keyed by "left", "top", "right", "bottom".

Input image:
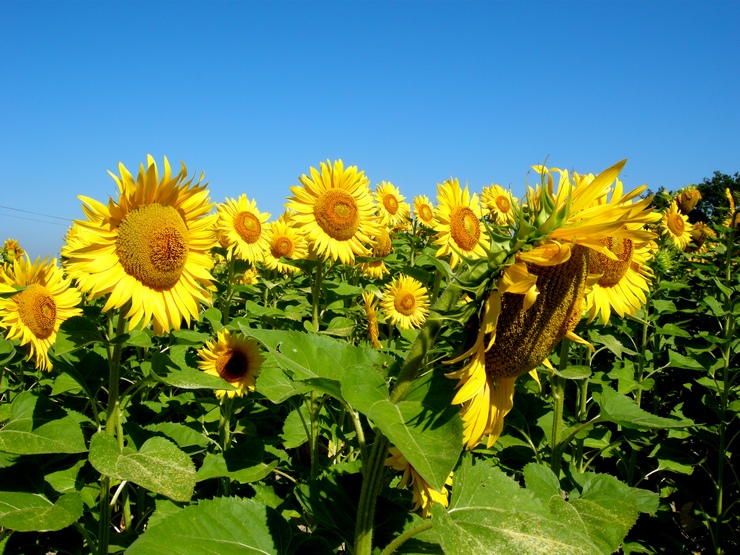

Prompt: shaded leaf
[
  {"left": 596, "top": 386, "right": 692, "bottom": 429},
  {"left": 0, "top": 492, "right": 82, "bottom": 532}
]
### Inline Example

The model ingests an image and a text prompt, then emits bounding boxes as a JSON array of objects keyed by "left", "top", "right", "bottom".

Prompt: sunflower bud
[{"left": 675, "top": 188, "right": 701, "bottom": 215}]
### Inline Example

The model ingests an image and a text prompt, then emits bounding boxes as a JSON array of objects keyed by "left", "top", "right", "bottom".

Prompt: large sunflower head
[
  {"left": 374, "top": 181, "right": 411, "bottom": 229},
  {"left": 263, "top": 213, "right": 308, "bottom": 274},
  {"left": 217, "top": 195, "right": 271, "bottom": 264},
  {"left": 432, "top": 178, "right": 489, "bottom": 269},
  {"left": 385, "top": 446, "right": 453, "bottom": 518},
  {"left": 413, "top": 195, "right": 436, "bottom": 228},
  {"left": 197, "top": 329, "right": 264, "bottom": 398},
  {"left": 481, "top": 184, "right": 518, "bottom": 226},
  {"left": 380, "top": 275, "right": 430, "bottom": 330},
  {"left": 0, "top": 256, "right": 82, "bottom": 371},
  {"left": 661, "top": 201, "right": 693, "bottom": 248},
  {"left": 285, "top": 159, "right": 381, "bottom": 265},
  {"left": 63, "top": 155, "right": 218, "bottom": 334}
]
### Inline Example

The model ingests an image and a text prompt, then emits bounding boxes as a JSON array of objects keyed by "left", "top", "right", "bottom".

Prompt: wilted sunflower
[
  {"left": 481, "top": 184, "right": 517, "bottom": 226},
  {"left": 374, "top": 181, "right": 411, "bottom": 229},
  {"left": 385, "top": 446, "right": 453, "bottom": 518},
  {"left": 685, "top": 222, "right": 716, "bottom": 254},
  {"left": 285, "top": 159, "right": 381, "bottom": 265},
  {"left": 217, "top": 195, "right": 271, "bottom": 264},
  {"left": 263, "top": 214, "right": 308, "bottom": 274},
  {"left": 432, "top": 178, "right": 489, "bottom": 268},
  {"left": 197, "top": 329, "right": 264, "bottom": 398},
  {"left": 661, "top": 201, "right": 693, "bottom": 248},
  {"left": 0, "top": 256, "right": 82, "bottom": 371},
  {"left": 359, "top": 224, "right": 392, "bottom": 279},
  {"left": 380, "top": 275, "right": 430, "bottom": 330},
  {"left": 63, "top": 156, "right": 218, "bottom": 334},
  {"left": 412, "top": 195, "right": 436, "bottom": 228}
]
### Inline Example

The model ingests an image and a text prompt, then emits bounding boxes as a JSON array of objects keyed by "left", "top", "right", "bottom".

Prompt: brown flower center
[
  {"left": 395, "top": 292, "right": 417, "bottom": 316},
  {"left": 590, "top": 237, "right": 633, "bottom": 287},
  {"left": 216, "top": 349, "right": 249, "bottom": 382},
  {"left": 450, "top": 207, "right": 481, "bottom": 251},
  {"left": 383, "top": 194, "right": 399, "bottom": 215},
  {"left": 667, "top": 213, "right": 685, "bottom": 236},
  {"left": 419, "top": 204, "right": 434, "bottom": 223},
  {"left": 117, "top": 203, "right": 190, "bottom": 290},
  {"left": 271, "top": 235, "right": 294, "bottom": 258},
  {"left": 16, "top": 284, "right": 57, "bottom": 339},
  {"left": 495, "top": 196, "right": 511, "bottom": 213},
  {"left": 234, "top": 212, "right": 262, "bottom": 244},
  {"left": 314, "top": 189, "right": 360, "bottom": 241}
]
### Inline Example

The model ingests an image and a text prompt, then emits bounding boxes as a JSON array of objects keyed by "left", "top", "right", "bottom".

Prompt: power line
[
  {"left": 0, "top": 204, "right": 71, "bottom": 221},
  {"left": 0, "top": 212, "right": 70, "bottom": 227}
]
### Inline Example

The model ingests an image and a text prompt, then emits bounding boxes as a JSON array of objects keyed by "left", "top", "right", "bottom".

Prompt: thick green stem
[
  {"left": 550, "top": 338, "right": 570, "bottom": 476},
  {"left": 635, "top": 289, "right": 652, "bottom": 407},
  {"left": 308, "top": 391, "right": 321, "bottom": 480},
  {"left": 312, "top": 259, "right": 323, "bottom": 330},
  {"left": 219, "top": 396, "right": 235, "bottom": 495},
  {"left": 354, "top": 433, "right": 390, "bottom": 555},
  {"left": 221, "top": 255, "right": 236, "bottom": 325}
]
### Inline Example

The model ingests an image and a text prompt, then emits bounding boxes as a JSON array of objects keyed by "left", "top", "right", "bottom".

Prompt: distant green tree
[{"left": 692, "top": 171, "right": 740, "bottom": 224}]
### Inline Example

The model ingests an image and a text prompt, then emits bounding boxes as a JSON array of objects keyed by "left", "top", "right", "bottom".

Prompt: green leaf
[
  {"left": 196, "top": 440, "right": 276, "bottom": 484},
  {"left": 127, "top": 497, "right": 291, "bottom": 555},
  {"left": 143, "top": 422, "right": 210, "bottom": 454},
  {"left": 201, "top": 307, "right": 224, "bottom": 332},
  {"left": 281, "top": 405, "right": 310, "bottom": 449},
  {"left": 667, "top": 349, "right": 706, "bottom": 370},
  {"left": 0, "top": 492, "right": 82, "bottom": 532},
  {"left": 553, "top": 365, "right": 591, "bottom": 380},
  {"left": 702, "top": 295, "right": 725, "bottom": 317},
  {"left": 320, "top": 316, "right": 355, "bottom": 337},
  {"left": 655, "top": 323, "right": 690, "bottom": 338},
  {"left": 651, "top": 299, "right": 676, "bottom": 314},
  {"left": 124, "top": 329, "right": 154, "bottom": 348},
  {"left": 0, "top": 392, "right": 87, "bottom": 454},
  {"left": 51, "top": 315, "right": 103, "bottom": 356},
  {"left": 150, "top": 351, "right": 237, "bottom": 391},
  {"left": 596, "top": 386, "right": 692, "bottom": 429},
  {"left": 0, "top": 338, "right": 15, "bottom": 366},
  {"left": 88, "top": 433, "right": 195, "bottom": 502}
]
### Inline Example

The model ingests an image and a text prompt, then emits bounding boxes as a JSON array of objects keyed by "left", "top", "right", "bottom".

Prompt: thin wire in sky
[
  {"left": 0, "top": 212, "right": 70, "bottom": 227},
  {"left": 0, "top": 204, "right": 71, "bottom": 221}
]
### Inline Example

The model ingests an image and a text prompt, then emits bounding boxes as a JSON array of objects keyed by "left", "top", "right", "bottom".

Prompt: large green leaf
[
  {"left": 149, "top": 351, "right": 237, "bottom": 391},
  {"left": 88, "top": 433, "right": 195, "bottom": 502},
  {"left": 127, "top": 497, "right": 291, "bottom": 555},
  {"left": 51, "top": 315, "right": 103, "bottom": 356},
  {"left": 196, "top": 440, "right": 277, "bottom": 484},
  {"left": 596, "top": 386, "right": 692, "bottom": 429},
  {"left": 0, "top": 392, "right": 87, "bottom": 455},
  {"left": 0, "top": 491, "right": 82, "bottom": 532}
]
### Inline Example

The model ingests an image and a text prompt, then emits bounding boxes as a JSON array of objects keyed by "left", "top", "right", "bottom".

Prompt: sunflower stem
[
  {"left": 550, "top": 338, "right": 570, "bottom": 477},
  {"left": 354, "top": 432, "right": 390, "bottom": 555},
  {"left": 378, "top": 521, "right": 433, "bottom": 555},
  {"left": 312, "top": 259, "right": 323, "bottom": 330},
  {"left": 221, "top": 254, "right": 236, "bottom": 325},
  {"left": 635, "top": 288, "right": 652, "bottom": 408}
]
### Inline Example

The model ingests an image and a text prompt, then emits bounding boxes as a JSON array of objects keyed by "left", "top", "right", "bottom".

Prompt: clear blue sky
[{"left": 2, "top": 0, "right": 738, "bottom": 259}]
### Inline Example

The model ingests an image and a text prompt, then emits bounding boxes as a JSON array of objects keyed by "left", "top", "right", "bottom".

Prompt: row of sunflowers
[{"left": 0, "top": 156, "right": 736, "bottom": 554}]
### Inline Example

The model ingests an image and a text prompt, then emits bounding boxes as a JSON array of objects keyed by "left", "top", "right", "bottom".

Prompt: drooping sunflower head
[
  {"left": 359, "top": 225, "right": 393, "bottom": 279},
  {"left": 432, "top": 178, "right": 489, "bottom": 269},
  {"left": 285, "top": 159, "right": 382, "bottom": 265},
  {"left": 481, "top": 184, "right": 518, "bottom": 226},
  {"left": 2, "top": 239, "right": 25, "bottom": 265},
  {"left": 413, "top": 195, "right": 436, "bottom": 228},
  {"left": 0, "top": 256, "right": 82, "bottom": 371},
  {"left": 361, "top": 291, "right": 383, "bottom": 348},
  {"left": 385, "top": 446, "right": 453, "bottom": 518},
  {"left": 380, "top": 275, "right": 430, "bottom": 330},
  {"left": 374, "top": 181, "right": 411, "bottom": 229},
  {"left": 684, "top": 222, "right": 716, "bottom": 254},
  {"left": 197, "top": 329, "right": 264, "bottom": 398},
  {"left": 217, "top": 195, "right": 271, "bottom": 264},
  {"left": 661, "top": 201, "right": 693, "bottom": 248},
  {"left": 724, "top": 188, "right": 739, "bottom": 230},
  {"left": 675, "top": 186, "right": 701, "bottom": 215},
  {"left": 63, "top": 156, "right": 218, "bottom": 334},
  {"left": 263, "top": 215, "right": 308, "bottom": 275}
]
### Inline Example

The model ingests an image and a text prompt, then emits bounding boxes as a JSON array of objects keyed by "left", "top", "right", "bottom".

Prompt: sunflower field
[{"left": 0, "top": 156, "right": 738, "bottom": 555}]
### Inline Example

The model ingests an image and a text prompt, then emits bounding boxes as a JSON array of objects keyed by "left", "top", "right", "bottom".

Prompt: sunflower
[
  {"left": 432, "top": 178, "right": 489, "bottom": 268},
  {"left": 263, "top": 214, "right": 308, "bottom": 275},
  {"left": 2, "top": 239, "right": 25, "bottom": 265},
  {"left": 685, "top": 222, "right": 716, "bottom": 254},
  {"left": 63, "top": 156, "right": 218, "bottom": 334},
  {"left": 481, "top": 184, "right": 517, "bottom": 226},
  {"left": 374, "top": 181, "right": 411, "bottom": 229},
  {"left": 239, "top": 266, "right": 260, "bottom": 285},
  {"left": 385, "top": 446, "right": 453, "bottom": 518},
  {"left": 380, "top": 275, "right": 429, "bottom": 330},
  {"left": 412, "top": 195, "right": 435, "bottom": 227},
  {"left": 285, "top": 159, "right": 381, "bottom": 265},
  {"left": 361, "top": 291, "right": 383, "bottom": 348},
  {"left": 675, "top": 186, "right": 701, "bottom": 216},
  {"left": 661, "top": 201, "right": 693, "bottom": 248},
  {"left": 217, "top": 195, "right": 271, "bottom": 264},
  {"left": 359, "top": 224, "right": 392, "bottom": 279},
  {"left": 724, "top": 188, "right": 739, "bottom": 229},
  {"left": 0, "top": 256, "right": 82, "bottom": 371},
  {"left": 197, "top": 329, "right": 264, "bottom": 398}
]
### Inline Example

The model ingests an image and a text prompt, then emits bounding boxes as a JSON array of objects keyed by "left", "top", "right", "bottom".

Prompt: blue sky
[{"left": 1, "top": 0, "right": 738, "bottom": 259}]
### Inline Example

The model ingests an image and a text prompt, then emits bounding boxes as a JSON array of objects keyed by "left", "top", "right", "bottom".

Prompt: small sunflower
[
  {"left": 359, "top": 224, "right": 392, "bottom": 279},
  {"left": 285, "top": 159, "right": 381, "bottom": 265},
  {"left": 217, "top": 195, "right": 271, "bottom": 264},
  {"left": 374, "top": 181, "right": 411, "bottom": 229},
  {"left": 385, "top": 446, "right": 453, "bottom": 518},
  {"left": 2, "top": 239, "right": 25, "bottom": 265},
  {"left": 675, "top": 186, "right": 701, "bottom": 215},
  {"left": 63, "top": 156, "right": 218, "bottom": 334},
  {"left": 412, "top": 195, "right": 436, "bottom": 227},
  {"left": 481, "top": 184, "right": 517, "bottom": 225},
  {"left": 685, "top": 222, "right": 716, "bottom": 253},
  {"left": 724, "top": 188, "right": 739, "bottom": 229},
  {"left": 380, "top": 275, "right": 429, "bottom": 330},
  {"left": 432, "top": 178, "right": 489, "bottom": 269},
  {"left": 197, "top": 329, "right": 264, "bottom": 398},
  {"left": 361, "top": 291, "right": 383, "bottom": 348},
  {"left": 0, "top": 256, "right": 82, "bottom": 371},
  {"left": 239, "top": 267, "right": 260, "bottom": 285},
  {"left": 263, "top": 214, "right": 308, "bottom": 274},
  {"left": 661, "top": 201, "right": 693, "bottom": 248}
]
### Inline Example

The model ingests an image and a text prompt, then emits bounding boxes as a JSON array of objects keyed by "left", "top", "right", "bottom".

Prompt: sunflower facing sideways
[
  {"left": 197, "top": 329, "right": 264, "bottom": 398},
  {"left": 374, "top": 181, "right": 411, "bottom": 229},
  {"left": 63, "top": 156, "right": 218, "bottom": 334},
  {"left": 385, "top": 446, "right": 453, "bottom": 518},
  {"left": 412, "top": 195, "right": 436, "bottom": 228},
  {"left": 285, "top": 159, "right": 382, "bottom": 265},
  {"left": 481, "top": 184, "right": 517, "bottom": 226},
  {"left": 380, "top": 274, "right": 429, "bottom": 330},
  {"left": 0, "top": 256, "right": 82, "bottom": 371},
  {"left": 432, "top": 178, "right": 489, "bottom": 269},
  {"left": 445, "top": 160, "right": 660, "bottom": 449},
  {"left": 217, "top": 194, "right": 271, "bottom": 264}
]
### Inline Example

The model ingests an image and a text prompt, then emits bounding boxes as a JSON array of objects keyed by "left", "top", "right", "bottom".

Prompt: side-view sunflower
[
  {"left": 661, "top": 201, "right": 693, "bottom": 248},
  {"left": 0, "top": 256, "right": 82, "bottom": 371},
  {"left": 432, "top": 178, "right": 489, "bottom": 269},
  {"left": 359, "top": 224, "right": 393, "bottom": 279},
  {"left": 724, "top": 188, "right": 739, "bottom": 229},
  {"left": 685, "top": 222, "right": 716, "bottom": 254},
  {"left": 263, "top": 213, "right": 308, "bottom": 274},
  {"left": 675, "top": 186, "right": 701, "bottom": 216},
  {"left": 413, "top": 195, "right": 436, "bottom": 228},
  {"left": 217, "top": 195, "right": 271, "bottom": 264},
  {"left": 481, "top": 184, "right": 517, "bottom": 226},
  {"left": 380, "top": 275, "right": 429, "bottom": 330},
  {"left": 374, "top": 181, "right": 411, "bottom": 229},
  {"left": 285, "top": 159, "right": 381, "bottom": 265},
  {"left": 385, "top": 446, "right": 453, "bottom": 518},
  {"left": 361, "top": 291, "right": 383, "bottom": 348},
  {"left": 197, "top": 329, "right": 264, "bottom": 398},
  {"left": 63, "top": 156, "right": 218, "bottom": 334}
]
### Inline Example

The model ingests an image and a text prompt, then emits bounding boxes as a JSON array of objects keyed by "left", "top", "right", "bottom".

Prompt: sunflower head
[
  {"left": 661, "top": 201, "right": 693, "bottom": 248},
  {"left": 413, "top": 195, "right": 436, "bottom": 227},
  {"left": 374, "top": 181, "right": 411, "bottom": 228},
  {"left": 684, "top": 222, "right": 716, "bottom": 253},
  {"left": 0, "top": 256, "right": 82, "bottom": 371},
  {"left": 481, "top": 184, "right": 517, "bottom": 226},
  {"left": 217, "top": 195, "right": 271, "bottom": 264},
  {"left": 385, "top": 446, "right": 453, "bottom": 518},
  {"left": 380, "top": 275, "right": 430, "bottom": 330},
  {"left": 724, "top": 188, "right": 740, "bottom": 229},
  {"left": 675, "top": 186, "right": 701, "bottom": 215},
  {"left": 2, "top": 239, "right": 25, "bottom": 265},
  {"left": 197, "top": 330, "right": 264, "bottom": 398},
  {"left": 263, "top": 214, "right": 308, "bottom": 274}
]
